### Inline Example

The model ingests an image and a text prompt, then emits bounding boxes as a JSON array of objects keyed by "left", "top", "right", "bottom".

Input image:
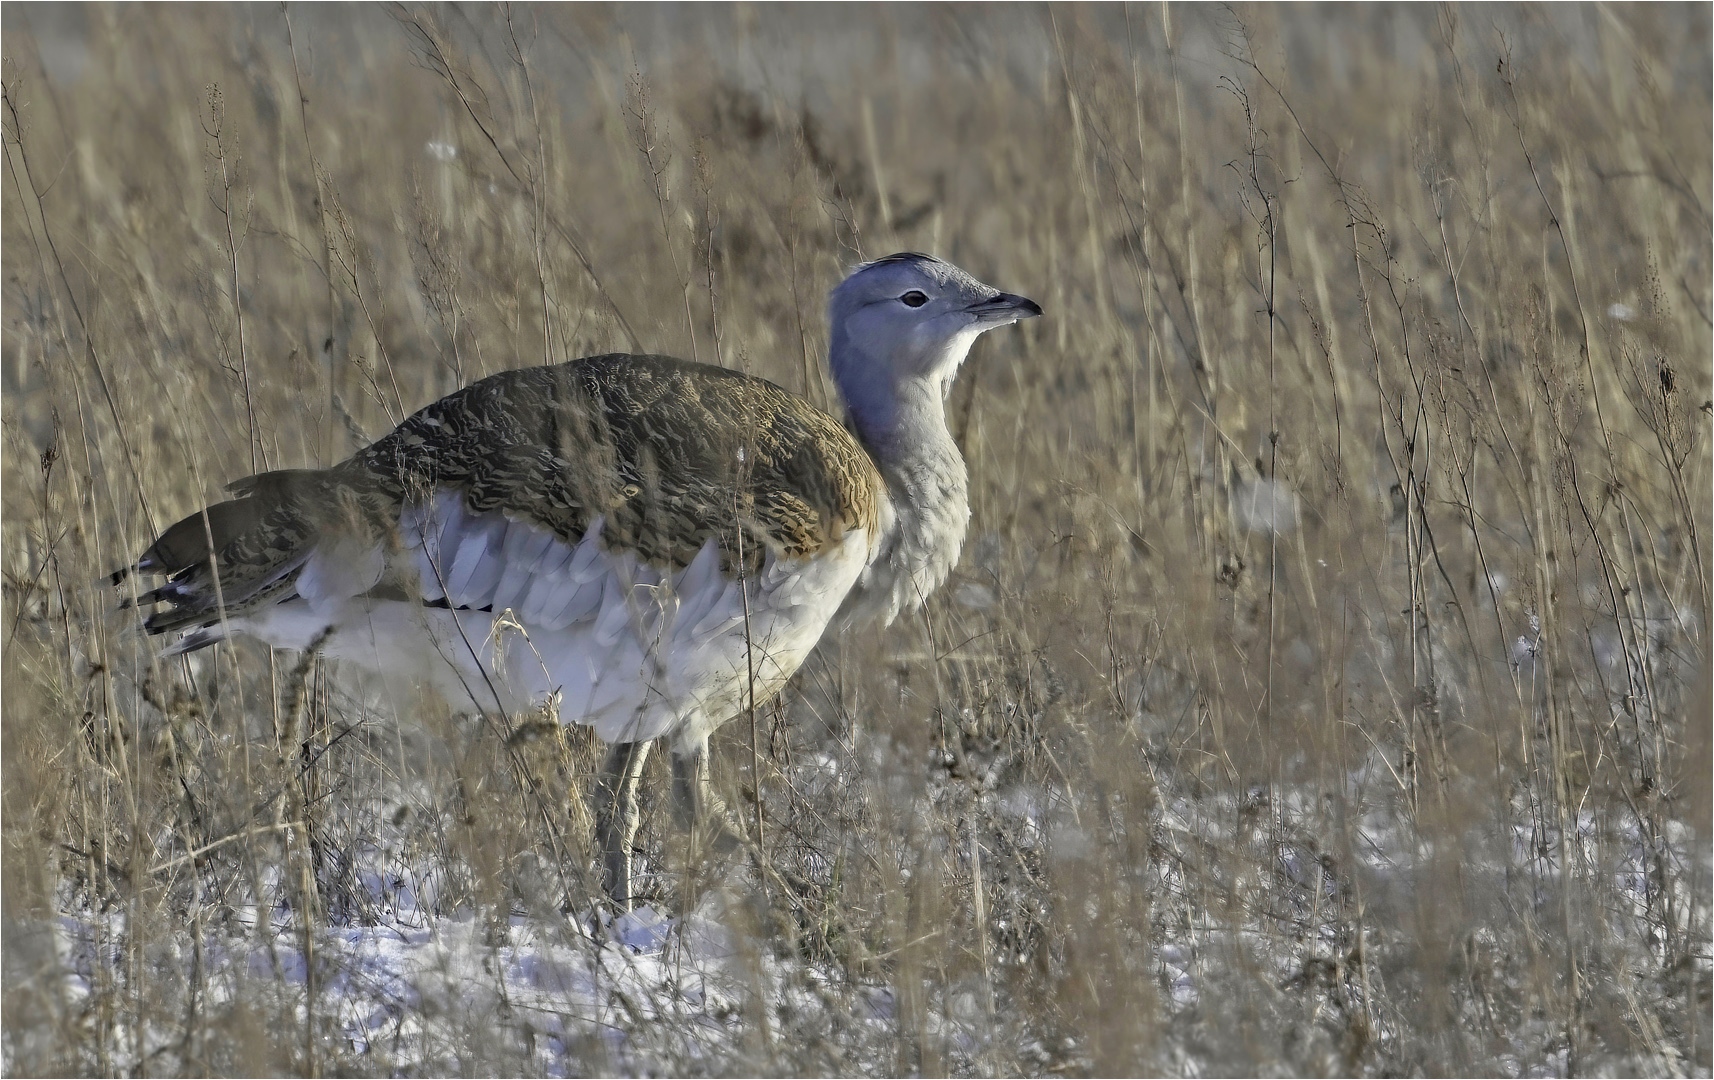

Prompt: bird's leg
[
  {"left": 670, "top": 738, "right": 747, "bottom": 904},
  {"left": 669, "top": 738, "right": 713, "bottom": 832},
  {"left": 593, "top": 739, "right": 653, "bottom": 910},
  {"left": 670, "top": 737, "right": 747, "bottom": 839},
  {"left": 672, "top": 739, "right": 808, "bottom": 905}
]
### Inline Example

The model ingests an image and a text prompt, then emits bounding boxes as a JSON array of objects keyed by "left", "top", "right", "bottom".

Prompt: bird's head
[{"left": 827, "top": 252, "right": 1039, "bottom": 440}]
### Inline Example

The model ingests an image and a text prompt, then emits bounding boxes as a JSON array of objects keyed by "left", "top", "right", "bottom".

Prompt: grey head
[{"left": 827, "top": 252, "right": 1040, "bottom": 450}]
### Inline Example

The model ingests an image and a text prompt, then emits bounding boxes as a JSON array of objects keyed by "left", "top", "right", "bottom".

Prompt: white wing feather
[{"left": 228, "top": 488, "right": 875, "bottom": 753}]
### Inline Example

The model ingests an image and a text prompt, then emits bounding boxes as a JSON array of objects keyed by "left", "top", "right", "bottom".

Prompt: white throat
[{"left": 830, "top": 331, "right": 973, "bottom": 627}]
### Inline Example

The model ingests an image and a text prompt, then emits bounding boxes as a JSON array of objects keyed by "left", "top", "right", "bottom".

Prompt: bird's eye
[{"left": 899, "top": 290, "right": 929, "bottom": 308}]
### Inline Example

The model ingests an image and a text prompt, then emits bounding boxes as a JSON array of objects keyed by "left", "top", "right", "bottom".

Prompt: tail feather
[
  {"left": 159, "top": 626, "right": 227, "bottom": 657},
  {"left": 118, "top": 580, "right": 193, "bottom": 611},
  {"left": 115, "top": 467, "right": 350, "bottom": 641},
  {"left": 131, "top": 498, "right": 267, "bottom": 576},
  {"left": 225, "top": 468, "right": 326, "bottom": 501}
]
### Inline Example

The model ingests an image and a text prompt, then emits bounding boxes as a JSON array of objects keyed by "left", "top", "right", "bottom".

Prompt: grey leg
[
  {"left": 670, "top": 737, "right": 713, "bottom": 832},
  {"left": 671, "top": 739, "right": 719, "bottom": 907},
  {"left": 671, "top": 740, "right": 791, "bottom": 905},
  {"left": 671, "top": 737, "right": 745, "bottom": 854},
  {"left": 593, "top": 740, "right": 652, "bottom": 909}
]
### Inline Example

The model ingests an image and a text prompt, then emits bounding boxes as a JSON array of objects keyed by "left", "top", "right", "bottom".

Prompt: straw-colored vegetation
[{"left": 3, "top": 4, "right": 1708, "bottom": 1075}]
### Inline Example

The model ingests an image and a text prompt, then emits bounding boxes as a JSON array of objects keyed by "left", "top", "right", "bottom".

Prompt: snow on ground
[
  {"left": 31, "top": 762, "right": 1705, "bottom": 1076},
  {"left": 49, "top": 891, "right": 778, "bottom": 1075}
]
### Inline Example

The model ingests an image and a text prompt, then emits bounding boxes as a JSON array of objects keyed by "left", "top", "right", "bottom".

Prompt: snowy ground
[
  {"left": 48, "top": 894, "right": 784, "bottom": 1075},
  {"left": 31, "top": 766, "right": 1703, "bottom": 1077}
]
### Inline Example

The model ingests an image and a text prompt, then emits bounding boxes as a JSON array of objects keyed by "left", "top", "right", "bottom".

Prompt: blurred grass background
[{"left": 2, "top": 3, "right": 1709, "bottom": 1075}]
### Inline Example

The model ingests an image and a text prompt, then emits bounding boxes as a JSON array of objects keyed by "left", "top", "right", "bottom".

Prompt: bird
[{"left": 116, "top": 252, "right": 1041, "bottom": 908}]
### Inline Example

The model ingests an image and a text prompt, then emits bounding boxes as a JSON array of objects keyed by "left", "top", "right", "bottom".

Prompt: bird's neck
[
  {"left": 830, "top": 325, "right": 972, "bottom": 458},
  {"left": 831, "top": 335, "right": 971, "bottom": 625}
]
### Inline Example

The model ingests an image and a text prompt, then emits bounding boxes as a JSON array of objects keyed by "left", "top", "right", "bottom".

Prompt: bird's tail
[{"left": 113, "top": 469, "right": 337, "bottom": 651}]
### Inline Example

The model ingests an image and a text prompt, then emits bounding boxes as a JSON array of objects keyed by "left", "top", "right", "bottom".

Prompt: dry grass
[{"left": 3, "top": 4, "right": 1709, "bottom": 1075}]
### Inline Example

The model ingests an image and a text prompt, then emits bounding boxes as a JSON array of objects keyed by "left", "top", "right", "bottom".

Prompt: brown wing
[{"left": 121, "top": 354, "right": 883, "bottom": 639}]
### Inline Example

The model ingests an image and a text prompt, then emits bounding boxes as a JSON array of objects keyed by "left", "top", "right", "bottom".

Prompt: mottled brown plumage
[{"left": 129, "top": 354, "right": 883, "bottom": 637}]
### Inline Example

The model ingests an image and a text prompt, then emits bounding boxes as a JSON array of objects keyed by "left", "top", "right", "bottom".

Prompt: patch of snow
[{"left": 609, "top": 905, "right": 674, "bottom": 954}]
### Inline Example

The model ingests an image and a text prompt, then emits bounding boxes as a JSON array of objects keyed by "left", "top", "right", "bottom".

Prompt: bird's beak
[{"left": 967, "top": 291, "right": 1043, "bottom": 323}]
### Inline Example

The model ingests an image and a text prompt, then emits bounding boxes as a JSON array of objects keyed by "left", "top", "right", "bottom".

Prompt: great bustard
[{"left": 118, "top": 252, "right": 1040, "bottom": 907}]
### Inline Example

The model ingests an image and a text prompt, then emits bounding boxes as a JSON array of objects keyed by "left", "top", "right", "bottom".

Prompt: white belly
[{"left": 233, "top": 500, "right": 872, "bottom": 754}]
